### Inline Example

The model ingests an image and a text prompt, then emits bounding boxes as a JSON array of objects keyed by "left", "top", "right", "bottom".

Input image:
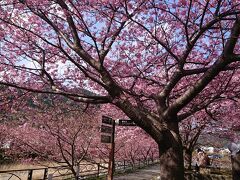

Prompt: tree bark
[
  {"left": 115, "top": 101, "right": 185, "bottom": 179},
  {"left": 184, "top": 148, "right": 193, "bottom": 170},
  {"left": 158, "top": 122, "right": 184, "bottom": 180},
  {"left": 231, "top": 153, "right": 240, "bottom": 180}
]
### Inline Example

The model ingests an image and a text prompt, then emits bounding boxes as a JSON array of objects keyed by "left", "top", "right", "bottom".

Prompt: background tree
[
  {"left": 115, "top": 126, "right": 158, "bottom": 167},
  {"left": 0, "top": 91, "right": 159, "bottom": 178},
  {"left": 207, "top": 99, "right": 240, "bottom": 179},
  {"left": 0, "top": 124, "right": 11, "bottom": 164},
  {"left": 0, "top": 1, "right": 240, "bottom": 179},
  {"left": 2, "top": 94, "right": 100, "bottom": 180},
  {"left": 180, "top": 111, "right": 209, "bottom": 170}
]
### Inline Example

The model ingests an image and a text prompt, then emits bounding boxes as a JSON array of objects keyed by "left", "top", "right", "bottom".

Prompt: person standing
[{"left": 195, "top": 149, "right": 210, "bottom": 171}]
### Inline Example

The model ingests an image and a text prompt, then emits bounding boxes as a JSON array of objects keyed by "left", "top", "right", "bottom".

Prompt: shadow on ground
[{"left": 114, "top": 164, "right": 232, "bottom": 180}]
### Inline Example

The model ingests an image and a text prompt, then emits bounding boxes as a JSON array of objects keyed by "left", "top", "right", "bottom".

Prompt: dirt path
[{"left": 114, "top": 164, "right": 160, "bottom": 180}]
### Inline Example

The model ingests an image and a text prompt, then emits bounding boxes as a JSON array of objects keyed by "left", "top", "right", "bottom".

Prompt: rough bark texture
[
  {"left": 159, "top": 146, "right": 184, "bottom": 180},
  {"left": 184, "top": 149, "right": 193, "bottom": 170},
  {"left": 232, "top": 153, "right": 240, "bottom": 180},
  {"left": 158, "top": 121, "right": 184, "bottom": 180}
]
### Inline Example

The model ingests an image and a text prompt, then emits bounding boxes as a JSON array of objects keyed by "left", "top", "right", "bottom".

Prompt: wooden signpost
[
  {"left": 101, "top": 116, "right": 136, "bottom": 180},
  {"left": 117, "top": 119, "right": 135, "bottom": 126},
  {"left": 101, "top": 116, "right": 115, "bottom": 180},
  {"left": 102, "top": 116, "right": 113, "bottom": 125},
  {"left": 101, "top": 125, "right": 113, "bottom": 134},
  {"left": 100, "top": 134, "right": 112, "bottom": 144}
]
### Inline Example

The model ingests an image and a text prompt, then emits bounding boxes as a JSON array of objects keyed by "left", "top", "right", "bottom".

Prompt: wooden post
[
  {"left": 27, "top": 170, "right": 33, "bottom": 180},
  {"left": 43, "top": 168, "right": 48, "bottom": 180},
  {"left": 107, "top": 120, "right": 115, "bottom": 180},
  {"left": 123, "top": 160, "right": 126, "bottom": 170}
]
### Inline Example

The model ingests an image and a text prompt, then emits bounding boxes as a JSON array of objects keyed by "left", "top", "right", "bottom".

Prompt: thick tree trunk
[
  {"left": 231, "top": 153, "right": 240, "bottom": 180},
  {"left": 184, "top": 149, "right": 193, "bottom": 170},
  {"left": 115, "top": 101, "right": 185, "bottom": 179},
  {"left": 158, "top": 122, "right": 184, "bottom": 180},
  {"left": 159, "top": 145, "right": 184, "bottom": 180}
]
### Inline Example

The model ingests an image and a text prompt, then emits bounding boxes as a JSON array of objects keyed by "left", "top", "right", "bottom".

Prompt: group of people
[{"left": 195, "top": 148, "right": 211, "bottom": 171}]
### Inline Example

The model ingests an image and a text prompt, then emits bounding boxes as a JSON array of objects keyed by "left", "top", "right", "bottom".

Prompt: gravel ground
[{"left": 114, "top": 164, "right": 160, "bottom": 180}]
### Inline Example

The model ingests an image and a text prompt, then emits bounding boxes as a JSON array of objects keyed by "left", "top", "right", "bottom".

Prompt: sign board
[
  {"left": 101, "top": 125, "right": 113, "bottom": 134},
  {"left": 102, "top": 116, "right": 113, "bottom": 125},
  {"left": 101, "top": 135, "right": 112, "bottom": 143},
  {"left": 118, "top": 119, "right": 136, "bottom": 126}
]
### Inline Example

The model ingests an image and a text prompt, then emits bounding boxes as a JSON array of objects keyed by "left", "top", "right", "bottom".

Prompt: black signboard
[
  {"left": 102, "top": 116, "right": 113, "bottom": 125},
  {"left": 101, "top": 125, "right": 113, "bottom": 134},
  {"left": 118, "top": 119, "right": 135, "bottom": 126},
  {"left": 101, "top": 135, "right": 112, "bottom": 143}
]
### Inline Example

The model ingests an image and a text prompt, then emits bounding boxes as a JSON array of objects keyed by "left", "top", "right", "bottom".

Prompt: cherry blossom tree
[
  {"left": 207, "top": 99, "right": 240, "bottom": 179},
  {"left": 115, "top": 126, "right": 158, "bottom": 167},
  {"left": 0, "top": 85, "right": 33, "bottom": 164},
  {"left": 0, "top": 1, "right": 240, "bottom": 179},
  {"left": 0, "top": 124, "right": 11, "bottom": 163},
  {"left": 180, "top": 112, "right": 207, "bottom": 170},
  {"left": 2, "top": 94, "right": 100, "bottom": 180},
  {"left": 0, "top": 89, "right": 159, "bottom": 178}
]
